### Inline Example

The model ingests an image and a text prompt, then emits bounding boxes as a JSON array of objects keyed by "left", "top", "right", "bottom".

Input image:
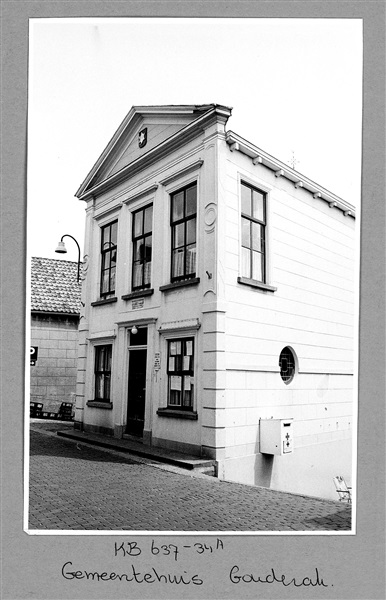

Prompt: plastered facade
[{"left": 74, "top": 104, "right": 357, "bottom": 499}]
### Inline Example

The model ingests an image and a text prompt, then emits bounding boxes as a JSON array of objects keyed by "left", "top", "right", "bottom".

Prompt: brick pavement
[{"left": 28, "top": 425, "right": 352, "bottom": 532}]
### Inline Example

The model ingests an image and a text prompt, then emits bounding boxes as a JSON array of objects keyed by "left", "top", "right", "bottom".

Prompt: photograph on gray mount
[{"left": 28, "top": 19, "right": 360, "bottom": 533}]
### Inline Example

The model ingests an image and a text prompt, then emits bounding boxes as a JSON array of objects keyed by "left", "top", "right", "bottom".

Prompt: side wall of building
[
  {"left": 215, "top": 143, "right": 357, "bottom": 499},
  {"left": 30, "top": 314, "right": 79, "bottom": 412}
]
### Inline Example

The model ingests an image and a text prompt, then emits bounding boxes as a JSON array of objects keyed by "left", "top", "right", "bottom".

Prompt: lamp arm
[{"left": 61, "top": 234, "right": 81, "bottom": 282}]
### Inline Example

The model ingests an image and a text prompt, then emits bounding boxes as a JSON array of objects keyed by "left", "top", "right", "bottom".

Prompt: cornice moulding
[
  {"left": 76, "top": 107, "right": 140, "bottom": 197},
  {"left": 158, "top": 318, "right": 201, "bottom": 332},
  {"left": 135, "top": 106, "right": 196, "bottom": 115},
  {"left": 115, "top": 317, "right": 158, "bottom": 328},
  {"left": 94, "top": 202, "right": 123, "bottom": 221},
  {"left": 159, "top": 159, "right": 204, "bottom": 187},
  {"left": 226, "top": 131, "right": 355, "bottom": 218},
  {"left": 76, "top": 105, "right": 231, "bottom": 201},
  {"left": 91, "top": 145, "right": 203, "bottom": 206},
  {"left": 88, "top": 331, "right": 116, "bottom": 341},
  {"left": 122, "top": 184, "right": 159, "bottom": 205}
]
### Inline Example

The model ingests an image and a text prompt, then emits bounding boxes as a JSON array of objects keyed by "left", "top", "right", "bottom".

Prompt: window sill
[
  {"left": 237, "top": 277, "right": 277, "bottom": 293},
  {"left": 86, "top": 401, "right": 113, "bottom": 409},
  {"left": 157, "top": 408, "right": 198, "bottom": 420},
  {"left": 91, "top": 297, "right": 118, "bottom": 307},
  {"left": 159, "top": 278, "right": 200, "bottom": 293},
  {"left": 122, "top": 289, "right": 154, "bottom": 301}
]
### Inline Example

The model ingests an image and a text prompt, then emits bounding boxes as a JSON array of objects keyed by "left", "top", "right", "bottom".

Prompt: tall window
[
  {"left": 167, "top": 338, "right": 194, "bottom": 410},
  {"left": 94, "top": 345, "right": 112, "bottom": 401},
  {"left": 132, "top": 204, "right": 153, "bottom": 290},
  {"left": 170, "top": 183, "right": 197, "bottom": 281},
  {"left": 100, "top": 221, "right": 117, "bottom": 297},
  {"left": 241, "top": 182, "right": 266, "bottom": 282}
]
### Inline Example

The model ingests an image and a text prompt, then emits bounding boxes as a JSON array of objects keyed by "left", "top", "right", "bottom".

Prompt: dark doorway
[{"left": 126, "top": 349, "right": 147, "bottom": 436}]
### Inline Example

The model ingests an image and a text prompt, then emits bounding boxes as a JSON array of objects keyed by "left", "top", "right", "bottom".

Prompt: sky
[{"left": 28, "top": 17, "right": 363, "bottom": 262}]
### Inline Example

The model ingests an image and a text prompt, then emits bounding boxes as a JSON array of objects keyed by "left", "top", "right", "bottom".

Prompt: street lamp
[{"left": 55, "top": 234, "right": 81, "bottom": 282}]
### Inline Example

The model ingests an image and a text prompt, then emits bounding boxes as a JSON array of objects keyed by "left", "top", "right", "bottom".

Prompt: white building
[{"left": 74, "top": 104, "right": 357, "bottom": 500}]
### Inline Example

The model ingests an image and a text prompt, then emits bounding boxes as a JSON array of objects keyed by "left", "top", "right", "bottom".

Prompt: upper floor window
[
  {"left": 100, "top": 221, "right": 117, "bottom": 298},
  {"left": 132, "top": 204, "right": 153, "bottom": 290},
  {"left": 94, "top": 345, "right": 112, "bottom": 401},
  {"left": 240, "top": 182, "right": 266, "bottom": 283},
  {"left": 170, "top": 183, "right": 197, "bottom": 282}
]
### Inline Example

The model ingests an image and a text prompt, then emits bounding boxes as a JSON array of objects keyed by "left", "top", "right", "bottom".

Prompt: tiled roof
[{"left": 31, "top": 257, "right": 81, "bottom": 314}]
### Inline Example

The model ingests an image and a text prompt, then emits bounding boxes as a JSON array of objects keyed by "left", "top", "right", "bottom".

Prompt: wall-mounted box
[{"left": 260, "top": 418, "right": 294, "bottom": 455}]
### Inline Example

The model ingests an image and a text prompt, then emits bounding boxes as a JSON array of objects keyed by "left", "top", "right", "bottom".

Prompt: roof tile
[{"left": 31, "top": 257, "right": 81, "bottom": 314}]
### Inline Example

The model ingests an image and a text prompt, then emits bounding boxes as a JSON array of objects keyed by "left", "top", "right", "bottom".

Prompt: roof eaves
[
  {"left": 31, "top": 310, "right": 80, "bottom": 318},
  {"left": 226, "top": 131, "right": 355, "bottom": 217}
]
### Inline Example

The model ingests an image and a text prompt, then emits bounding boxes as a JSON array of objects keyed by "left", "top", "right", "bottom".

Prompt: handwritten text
[
  {"left": 230, "top": 566, "right": 328, "bottom": 587},
  {"left": 62, "top": 562, "right": 203, "bottom": 585}
]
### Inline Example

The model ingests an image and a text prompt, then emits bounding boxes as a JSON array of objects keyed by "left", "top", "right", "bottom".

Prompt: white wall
[{"left": 214, "top": 143, "right": 356, "bottom": 498}]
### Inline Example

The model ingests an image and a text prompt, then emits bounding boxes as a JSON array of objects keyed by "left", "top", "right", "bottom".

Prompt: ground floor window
[
  {"left": 94, "top": 345, "right": 112, "bottom": 401},
  {"left": 167, "top": 337, "right": 194, "bottom": 409}
]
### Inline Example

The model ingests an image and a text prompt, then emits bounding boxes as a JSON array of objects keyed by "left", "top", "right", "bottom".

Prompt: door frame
[
  {"left": 119, "top": 319, "right": 157, "bottom": 442},
  {"left": 123, "top": 317, "right": 157, "bottom": 445},
  {"left": 126, "top": 345, "right": 147, "bottom": 436}
]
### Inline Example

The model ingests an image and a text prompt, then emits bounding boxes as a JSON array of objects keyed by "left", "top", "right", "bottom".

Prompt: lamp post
[{"left": 55, "top": 234, "right": 81, "bottom": 282}]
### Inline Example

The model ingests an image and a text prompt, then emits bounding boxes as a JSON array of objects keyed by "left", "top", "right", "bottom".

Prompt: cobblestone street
[{"left": 28, "top": 424, "right": 352, "bottom": 532}]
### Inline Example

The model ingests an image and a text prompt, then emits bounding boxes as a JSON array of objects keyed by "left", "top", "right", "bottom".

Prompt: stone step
[
  {"left": 195, "top": 465, "right": 216, "bottom": 477},
  {"left": 57, "top": 429, "right": 217, "bottom": 475}
]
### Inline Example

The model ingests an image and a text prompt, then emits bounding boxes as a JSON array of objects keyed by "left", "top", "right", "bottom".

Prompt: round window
[{"left": 279, "top": 347, "right": 296, "bottom": 384}]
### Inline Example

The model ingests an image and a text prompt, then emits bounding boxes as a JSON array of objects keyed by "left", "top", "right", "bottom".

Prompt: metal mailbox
[{"left": 260, "top": 418, "right": 294, "bottom": 455}]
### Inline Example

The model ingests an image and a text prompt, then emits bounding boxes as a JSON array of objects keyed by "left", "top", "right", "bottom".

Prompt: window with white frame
[
  {"left": 170, "top": 183, "right": 197, "bottom": 282},
  {"left": 167, "top": 338, "right": 194, "bottom": 410},
  {"left": 100, "top": 221, "right": 118, "bottom": 297},
  {"left": 132, "top": 204, "right": 153, "bottom": 290},
  {"left": 94, "top": 345, "right": 112, "bottom": 401},
  {"left": 240, "top": 182, "right": 266, "bottom": 283}
]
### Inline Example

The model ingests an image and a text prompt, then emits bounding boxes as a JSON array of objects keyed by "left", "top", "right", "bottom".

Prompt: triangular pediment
[{"left": 76, "top": 105, "right": 225, "bottom": 198}]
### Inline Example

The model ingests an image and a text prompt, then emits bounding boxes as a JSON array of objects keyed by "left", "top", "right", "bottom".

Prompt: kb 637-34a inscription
[{"left": 114, "top": 538, "right": 224, "bottom": 562}]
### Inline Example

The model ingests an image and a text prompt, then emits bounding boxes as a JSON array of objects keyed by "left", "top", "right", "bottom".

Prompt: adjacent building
[
  {"left": 73, "top": 104, "right": 357, "bottom": 499},
  {"left": 30, "top": 257, "right": 81, "bottom": 414}
]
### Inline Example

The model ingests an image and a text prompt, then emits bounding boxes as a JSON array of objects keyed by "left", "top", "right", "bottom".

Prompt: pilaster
[
  {"left": 74, "top": 200, "right": 93, "bottom": 429},
  {"left": 199, "top": 131, "right": 229, "bottom": 460}
]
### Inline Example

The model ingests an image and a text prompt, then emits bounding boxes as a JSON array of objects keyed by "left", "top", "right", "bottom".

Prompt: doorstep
[{"left": 57, "top": 429, "right": 217, "bottom": 475}]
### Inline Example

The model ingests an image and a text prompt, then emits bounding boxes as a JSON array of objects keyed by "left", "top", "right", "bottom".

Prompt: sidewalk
[{"left": 28, "top": 422, "right": 352, "bottom": 532}]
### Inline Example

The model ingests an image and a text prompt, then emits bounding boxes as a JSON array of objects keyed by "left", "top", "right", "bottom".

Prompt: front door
[{"left": 126, "top": 349, "right": 147, "bottom": 436}]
